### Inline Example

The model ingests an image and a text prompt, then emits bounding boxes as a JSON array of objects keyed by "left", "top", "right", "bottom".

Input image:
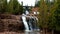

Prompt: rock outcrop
[{"left": 0, "top": 14, "right": 24, "bottom": 32}]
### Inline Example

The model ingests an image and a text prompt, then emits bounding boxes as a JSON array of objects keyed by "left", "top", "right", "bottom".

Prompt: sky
[
  {"left": 18, "top": 0, "right": 36, "bottom": 6},
  {"left": 7, "top": 0, "right": 36, "bottom": 6},
  {"left": 7, "top": 0, "right": 53, "bottom": 6},
  {"left": 18, "top": 0, "right": 53, "bottom": 6}
]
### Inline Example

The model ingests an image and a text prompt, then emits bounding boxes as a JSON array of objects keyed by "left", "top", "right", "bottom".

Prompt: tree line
[{"left": 0, "top": 0, "right": 23, "bottom": 15}]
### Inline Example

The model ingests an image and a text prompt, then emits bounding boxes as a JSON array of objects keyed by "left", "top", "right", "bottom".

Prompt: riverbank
[{"left": 0, "top": 31, "right": 40, "bottom": 34}]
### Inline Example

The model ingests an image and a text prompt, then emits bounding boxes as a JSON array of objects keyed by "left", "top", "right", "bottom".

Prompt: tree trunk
[
  {"left": 46, "top": 28, "right": 47, "bottom": 34},
  {"left": 52, "top": 29, "right": 54, "bottom": 34},
  {"left": 43, "top": 28, "right": 45, "bottom": 34},
  {"left": 40, "top": 30, "right": 43, "bottom": 34}
]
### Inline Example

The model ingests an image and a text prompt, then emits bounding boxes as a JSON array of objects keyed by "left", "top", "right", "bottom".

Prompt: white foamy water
[
  {"left": 22, "top": 13, "right": 40, "bottom": 32},
  {"left": 22, "top": 14, "right": 29, "bottom": 31}
]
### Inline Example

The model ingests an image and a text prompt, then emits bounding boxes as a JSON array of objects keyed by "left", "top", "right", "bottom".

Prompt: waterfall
[
  {"left": 29, "top": 16, "right": 40, "bottom": 31},
  {"left": 22, "top": 14, "right": 40, "bottom": 32},
  {"left": 22, "top": 14, "right": 29, "bottom": 31},
  {"left": 25, "top": 10, "right": 29, "bottom": 15}
]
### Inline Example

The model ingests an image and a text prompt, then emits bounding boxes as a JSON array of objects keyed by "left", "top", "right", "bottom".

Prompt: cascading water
[
  {"left": 22, "top": 14, "right": 30, "bottom": 31},
  {"left": 22, "top": 9, "right": 40, "bottom": 32},
  {"left": 29, "top": 16, "right": 38, "bottom": 30},
  {"left": 22, "top": 14, "right": 40, "bottom": 32}
]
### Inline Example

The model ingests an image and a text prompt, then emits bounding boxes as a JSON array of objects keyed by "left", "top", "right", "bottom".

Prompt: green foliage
[
  {"left": 38, "top": 0, "right": 49, "bottom": 28},
  {"left": 54, "top": 0, "right": 60, "bottom": 31},
  {"left": 38, "top": 0, "right": 58, "bottom": 31},
  {"left": 35, "top": 1, "right": 40, "bottom": 7},
  {"left": 0, "top": 0, "right": 23, "bottom": 15},
  {"left": 48, "top": 0, "right": 58, "bottom": 30},
  {"left": 0, "top": 0, "right": 7, "bottom": 14},
  {"left": 7, "top": 0, "right": 13, "bottom": 14},
  {"left": 7, "top": 0, "right": 23, "bottom": 15},
  {"left": 38, "top": 0, "right": 60, "bottom": 32}
]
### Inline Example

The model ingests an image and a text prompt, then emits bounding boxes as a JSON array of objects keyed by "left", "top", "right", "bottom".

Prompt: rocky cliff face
[{"left": 0, "top": 14, "right": 24, "bottom": 32}]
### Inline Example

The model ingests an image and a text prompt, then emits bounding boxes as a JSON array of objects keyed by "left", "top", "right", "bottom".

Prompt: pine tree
[
  {"left": 38, "top": 0, "right": 58, "bottom": 34},
  {"left": 48, "top": 0, "right": 58, "bottom": 34},
  {"left": 0, "top": 0, "right": 7, "bottom": 14},
  {"left": 55, "top": 0, "right": 60, "bottom": 31},
  {"left": 38, "top": 0, "right": 49, "bottom": 34},
  {"left": 7, "top": 0, "right": 23, "bottom": 15},
  {"left": 7, "top": 0, "right": 13, "bottom": 14}
]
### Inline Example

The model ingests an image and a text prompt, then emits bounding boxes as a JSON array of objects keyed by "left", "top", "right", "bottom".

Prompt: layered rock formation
[{"left": 0, "top": 14, "right": 24, "bottom": 32}]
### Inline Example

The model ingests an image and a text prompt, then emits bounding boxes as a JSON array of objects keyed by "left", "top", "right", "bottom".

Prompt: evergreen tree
[
  {"left": 38, "top": 0, "right": 49, "bottom": 34},
  {"left": 7, "top": 0, "right": 23, "bottom": 15},
  {"left": 48, "top": 0, "right": 58, "bottom": 34},
  {"left": 13, "top": 0, "right": 23, "bottom": 15},
  {"left": 38, "top": 0, "right": 58, "bottom": 34},
  {"left": 0, "top": 0, "right": 7, "bottom": 14},
  {"left": 6, "top": 0, "right": 13, "bottom": 14},
  {"left": 55, "top": 0, "right": 60, "bottom": 31},
  {"left": 35, "top": 1, "right": 40, "bottom": 7}
]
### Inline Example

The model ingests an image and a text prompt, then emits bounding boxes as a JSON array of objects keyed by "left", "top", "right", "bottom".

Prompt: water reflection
[{"left": 25, "top": 31, "right": 40, "bottom": 34}]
